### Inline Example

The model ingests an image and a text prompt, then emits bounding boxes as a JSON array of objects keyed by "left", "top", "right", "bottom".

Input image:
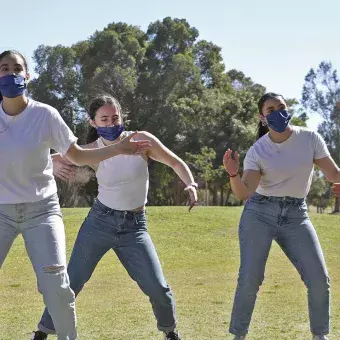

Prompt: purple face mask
[
  {"left": 97, "top": 124, "right": 125, "bottom": 141},
  {"left": 266, "top": 109, "right": 291, "bottom": 133},
  {"left": 0, "top": 74, "right": 27, "bottom": 98}
]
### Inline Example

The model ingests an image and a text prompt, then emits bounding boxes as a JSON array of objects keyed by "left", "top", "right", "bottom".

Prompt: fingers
[
  {"left": 60, "top": 169, "right": 76, "bottom": 179},
  {"left": 188, "top": 201, "right": 196, "bottom": 212},
  {"left": 187, "top": 187, "right": 198, "bottom": 212},
  {"left": 124, "top": 131, "right": 138, "bottom": 141},
  {"left": 55, "top": 173, "right": 70, "bottom": 182}
]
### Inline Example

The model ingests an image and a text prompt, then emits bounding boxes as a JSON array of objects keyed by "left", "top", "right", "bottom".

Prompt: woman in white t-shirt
[
  {"left": 223, "top": 92, "right": 340, "bottom": 340},
  {"left": 32, "top": 95, "right": 198, "bottom": 340},
  {"left": 0, "top": 50, "right": 151, "bottom": 340}
]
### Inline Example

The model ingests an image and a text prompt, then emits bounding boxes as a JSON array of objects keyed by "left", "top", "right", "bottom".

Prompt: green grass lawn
[{"left": 0, "top": 207, "right": 339, "bottom": 339}]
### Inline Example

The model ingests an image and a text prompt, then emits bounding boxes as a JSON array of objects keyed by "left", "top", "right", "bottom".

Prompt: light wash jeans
[
  {"left": 39, "top": 198, "right": 176, "bottom": 334},
  {"left": 229, "top": 193, "right": 330, "bottom": 337},
  {"left": 0, "top": 193, "right": 76, "bottom": 340}
]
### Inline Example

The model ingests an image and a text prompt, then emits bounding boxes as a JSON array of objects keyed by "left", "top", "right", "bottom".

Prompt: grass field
[{"left": 0, "top": 207, "right": 340, "bottom": 340}]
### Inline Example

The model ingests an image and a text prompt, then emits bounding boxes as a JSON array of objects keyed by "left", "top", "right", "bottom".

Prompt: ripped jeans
[
  {"left": 0, "top": 194, "right": 77, "bottom": 340},
  {"left": 38, "top": 198, "right": 176, "bottom": 335}
]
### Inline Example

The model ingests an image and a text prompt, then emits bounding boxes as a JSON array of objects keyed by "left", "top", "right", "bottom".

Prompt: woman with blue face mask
[
  {"left": 32, "top": 95, "right": 198, "bottom": 340},
  {"left": 223, "top": 93, "right": 340, "bottom": 340},
  {"left": 0, "top": 50, "right": 152, "bottom": 340}
]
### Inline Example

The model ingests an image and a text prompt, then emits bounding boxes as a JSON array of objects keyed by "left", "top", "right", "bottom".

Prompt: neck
[
  {"left": 268, "top": 125, "right": 293, "bottom": 143},
  {"left": 2, "top": 96, "right": 28, "bottom": 116}
]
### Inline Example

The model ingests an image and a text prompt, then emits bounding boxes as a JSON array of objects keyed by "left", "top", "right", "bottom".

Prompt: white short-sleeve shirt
[
  {"left": 243, "top": 126, "right": 330, "bottom": 198},
  {"left": 0, "top": 99, "right": 77, "bottom": 204}
]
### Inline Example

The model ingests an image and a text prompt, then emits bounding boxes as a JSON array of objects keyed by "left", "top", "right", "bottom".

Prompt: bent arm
[
  {"left": 230, "top": 170, "right": 261, "bottom": 201},
  {"left": 137, "top": 131, "right": 196, "bottom": 186},
  {"left": 314, "top": 156, "right": 340, "bottom": 183}
]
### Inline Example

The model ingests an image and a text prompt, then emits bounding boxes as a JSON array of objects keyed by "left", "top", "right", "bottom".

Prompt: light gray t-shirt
[
  {"left": 0, "top": 99, "right": 77, "bottom": 204},
  {"left": 243, "top": 126, "right": 330, "bottom": 198}
]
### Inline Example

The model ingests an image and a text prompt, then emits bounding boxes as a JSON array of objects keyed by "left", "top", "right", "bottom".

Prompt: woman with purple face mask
[
  {"left": 32, "top": 95, "right": 198, "bottom": 340},
  {"left": 0, "top": 50, "right": 152, "bottom": 340},
  {"left": 222, "top": 93, "right": 340, "bottom": 340}
]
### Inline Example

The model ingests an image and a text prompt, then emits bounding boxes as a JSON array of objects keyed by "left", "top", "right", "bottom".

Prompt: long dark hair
[
  {"left": 257, "top": 92, "right": 285, "bottom": 139},
  {"left": 86, "top": 95, "right": 122, "bottom": 143},
  {"left": 0, "top": 50, "right": 28, "bottom": 102}
]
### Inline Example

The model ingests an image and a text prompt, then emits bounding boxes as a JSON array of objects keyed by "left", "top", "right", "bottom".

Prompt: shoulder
[
  {"left": 28, "top": 99, "right": 60, "bottom": 117},
  {"left": 251, "top": 134, "right": 270, "bottom": 153},
  {"left": 131, "top": 131, "right": 160, "bottom": 143},
  {"left": 133, "top": 130, "right": 155, "bottom": 139},
  {"left": 291, "top": 125, "right": 314, "bottom": 137}
]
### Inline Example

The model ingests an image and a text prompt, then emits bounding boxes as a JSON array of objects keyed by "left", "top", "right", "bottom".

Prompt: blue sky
[{"left": 2, "top": 0, "right": 339, "bottom": 129}]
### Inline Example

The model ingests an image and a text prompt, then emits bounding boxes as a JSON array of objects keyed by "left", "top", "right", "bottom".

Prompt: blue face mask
[
  {"left": 0, "top": 74, "right": 27, "bottom": 98},
  {"left": 265, "top": 109, "right": 291, "bottom": 133},
  {"left": 97, "top": 124, "right": 125, "bottom": 141}
]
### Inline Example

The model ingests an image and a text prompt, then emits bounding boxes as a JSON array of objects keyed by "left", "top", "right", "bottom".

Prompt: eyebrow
[
  {"left": 0, "top": 63, "right": 23, "bottom": 68},
  {"left": 100, "top": 115, "right": 119, "bottom": 119}
]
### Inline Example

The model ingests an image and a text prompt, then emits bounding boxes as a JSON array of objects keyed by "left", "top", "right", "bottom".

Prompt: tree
[
  {"left": 302, "top": 61, "right": 340, "bottom": 212},
  {"left": 307, "top": 169, "right": 333, "bottom": 213}
]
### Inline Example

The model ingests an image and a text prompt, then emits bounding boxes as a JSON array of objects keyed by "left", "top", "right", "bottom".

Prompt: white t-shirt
[
  {"left": 243, "top": 126, "right": 330, "bottom": 198},
  {"left": 96, "top": 134, "right": 149, "bottom": 211},
  {"left": 0, "top": 99, "right": 77, "bottom": 204}
]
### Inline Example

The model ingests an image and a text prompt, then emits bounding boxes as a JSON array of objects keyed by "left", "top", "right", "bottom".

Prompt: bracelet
[
  {"left": 228, "top": 172, "right": 239, "bottom": 178},
  {"left": 184, "top": 182, "right": 198, "bottom": 190}
]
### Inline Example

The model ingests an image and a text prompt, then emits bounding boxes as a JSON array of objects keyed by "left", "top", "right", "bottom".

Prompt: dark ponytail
[
  {"left": 86, "top": 95, "right": 122, "bottom": 144},
  {"left": 86, "top": 126, "right": 99, "bottom": 144},
  {"left": 256, "top": 92, "right": 285, "bottom": 140},
  {"left": 257, "top": 121, "right": 269, "bottom": 139}
]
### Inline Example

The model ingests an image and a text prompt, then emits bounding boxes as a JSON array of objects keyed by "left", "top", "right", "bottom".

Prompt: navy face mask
[
  {"left": 97, "top": 124, "right": 125, "bottom": 141},
  {"left": 0, "top": 74, "right": 27, "bottom": 98},
  {"left": 265, "top": 109, "right": 291, "bottom": 133}
]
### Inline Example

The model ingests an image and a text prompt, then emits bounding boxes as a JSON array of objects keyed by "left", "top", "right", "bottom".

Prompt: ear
[
  {"left": 89, "top": 119, "right": 97, "bottom": 128},
  {"left": 259, "top": 113, "right": 267, "bottom": 125},
  {"left": 25, "top": 73, "right": 31, "bottom": 83}
]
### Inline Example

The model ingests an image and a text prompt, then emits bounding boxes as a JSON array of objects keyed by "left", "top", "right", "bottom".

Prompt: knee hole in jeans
[{"left": 42, "top": 264, "right": 65, "bottom": 274}]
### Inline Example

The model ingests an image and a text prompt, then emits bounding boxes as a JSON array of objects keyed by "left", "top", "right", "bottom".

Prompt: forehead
[
  {"left": 0, "top": 53, "right": 25, "bottom": 68},
  {"left": 95, "top": 103, "right": 119, "bottom": 117},
  {"left": 263, "top": 96, "right": 286, "bottom": 111}
]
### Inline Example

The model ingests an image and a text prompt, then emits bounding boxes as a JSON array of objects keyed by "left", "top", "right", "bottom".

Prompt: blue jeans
[
  {"left": 0, "top": 194, "right": 76, "bottom": 340},
  {"left": 229, "top": 193, "right": 330, "bottom": 337},
  {"left": 39, "top": 199, "right": 176, "bottom": 334}
]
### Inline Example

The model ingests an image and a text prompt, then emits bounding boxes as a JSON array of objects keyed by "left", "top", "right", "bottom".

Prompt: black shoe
[
  {"left": 164, "top": 331, "right": 181, "bottom": 340},
  {"left": 31, "top": 330, "right": 48, "bottom": 340}
]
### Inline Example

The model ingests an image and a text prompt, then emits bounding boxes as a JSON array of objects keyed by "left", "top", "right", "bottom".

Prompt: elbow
[
  {"left": 325, "top": 170, "right": 340, "bottom": 183},
  {"left": 235, "top": 193, "right": 249, "bottom": 201}
]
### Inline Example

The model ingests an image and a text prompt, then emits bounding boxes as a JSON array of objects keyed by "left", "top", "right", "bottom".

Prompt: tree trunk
[
  {"left": 220, "top": 187, "right": 224, "bottom": 206},
  {"left": 334, "top": 197, "right": 340, "bottom": 213},
  {"left": 212, "top": 184, "right": 218, "bottom": 206},
  {"left": 205, "top": 181, "right": 209, "bottom": 206},
  {"left": 225, "top": 187, "right": 232, "bottom": 206}
]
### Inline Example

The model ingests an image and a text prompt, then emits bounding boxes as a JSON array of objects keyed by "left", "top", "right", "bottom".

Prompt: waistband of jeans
[
  {"left": 93, "top": 199, "right": 145, "bottom": 217},
  {"left": 253, "top": 193, "right": 305, "bottom": 205}
]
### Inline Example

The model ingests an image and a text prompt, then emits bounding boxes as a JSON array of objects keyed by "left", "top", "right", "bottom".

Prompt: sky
[{"left": 1, "top": 0, "right": 339, "bottom": 129}]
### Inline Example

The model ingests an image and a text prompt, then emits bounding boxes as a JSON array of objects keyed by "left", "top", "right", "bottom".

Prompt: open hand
[
  {"left": 52, "top": 154, "right": 76, "bottom": 181},
  {"left": 223, "top": 149, "right": 240, "bottom": 176},
  {"left": 117, "top": 131, "right": 152, "bottom": 155},
  {"left": 185, "top": 185, "right": 198, "bottom": 212}
]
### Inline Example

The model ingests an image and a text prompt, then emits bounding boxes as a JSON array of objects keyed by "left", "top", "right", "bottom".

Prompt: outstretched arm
[{"left": 64, "top": 132, "right": 151, "bottom": 166}]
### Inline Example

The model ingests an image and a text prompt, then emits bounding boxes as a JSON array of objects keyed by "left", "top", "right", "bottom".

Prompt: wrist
[
  {"left": 184, "top": 182, "right": 198, "bottom": 190},
  {"left": 228, "top": 172, "right": 239, "bottom": 178}
]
